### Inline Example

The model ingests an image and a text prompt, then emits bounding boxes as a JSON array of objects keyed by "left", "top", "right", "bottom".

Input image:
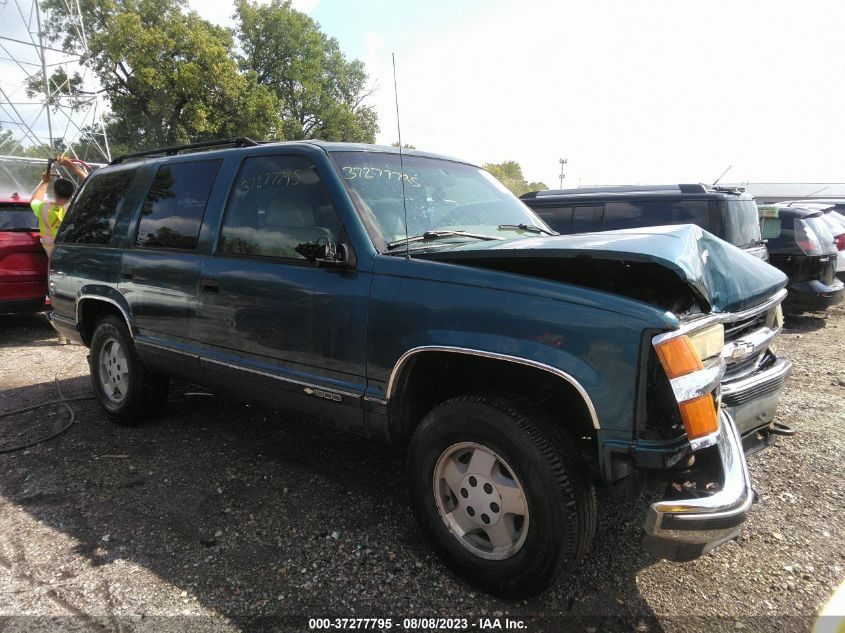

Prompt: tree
[
  {"left": 0, "top": 127, "right": 24, "bottom": 155},
  {"left": 482, "top": 160, "right": 548, "bottom": 197},
  {"left": 39, "top": 0, "right": 281, "bottom": 152},
  {"left": 236, "top": 0, "right": 378, "bottom": 143}
]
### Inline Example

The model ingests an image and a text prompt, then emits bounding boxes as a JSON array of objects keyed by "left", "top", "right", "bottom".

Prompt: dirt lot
[{"left": 1, "top": 306, "right": 843, "bottom": 632}]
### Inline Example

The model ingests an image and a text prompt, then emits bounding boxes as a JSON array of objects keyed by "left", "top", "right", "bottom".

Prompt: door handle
[
  {"left": 120, "top": 267, "right": 133, "bottom": 280},
  {"left": 201, "top": 277, "right": 219, "bottom": 292}
]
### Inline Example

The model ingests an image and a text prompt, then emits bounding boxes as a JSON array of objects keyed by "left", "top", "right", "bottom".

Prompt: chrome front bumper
[
  {"left": 642, "top": 410, "right": 753, "bottom": 562},
  {"left": 722, "top": 356, "right": 792, "bottom": 436}
]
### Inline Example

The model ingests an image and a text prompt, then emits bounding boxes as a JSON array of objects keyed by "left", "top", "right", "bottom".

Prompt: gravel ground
[{"left": 0, "top": 306, "right": 843, "bottom": 633}]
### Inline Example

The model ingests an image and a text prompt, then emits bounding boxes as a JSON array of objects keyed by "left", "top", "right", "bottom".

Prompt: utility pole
[
  {"left": 558, "top": 157, "right": 567, "bottom": 189},
  {"left": 35, "top": 2, "right": 54, "bottom": 154},
  {"left": 0, "top": 0, "right": 111, "bottom": 165}
]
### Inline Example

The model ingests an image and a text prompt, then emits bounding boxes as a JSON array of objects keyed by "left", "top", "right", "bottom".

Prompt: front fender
[{"left": 367, "top": 257, "right": 674, "bottom": 433}]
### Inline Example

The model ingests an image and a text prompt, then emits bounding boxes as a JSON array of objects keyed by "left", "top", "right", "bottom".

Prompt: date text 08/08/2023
[{"left": 308, "top": 617, "right": 528, "bottom": 630}]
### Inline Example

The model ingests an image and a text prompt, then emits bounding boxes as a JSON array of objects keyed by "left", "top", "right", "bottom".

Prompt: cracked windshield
[{"left": 332, "top": 152, "right": 551, "bottom": 248}]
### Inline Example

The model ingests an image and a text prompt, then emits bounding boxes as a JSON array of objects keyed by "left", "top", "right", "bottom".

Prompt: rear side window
[
  {"left": 603, "top": 200, "right": 712, "bottom": 231},
  {"left": 218, "top": 155, "right": 342, "bottom": 260},
  {"left": 532, "top": 206, "right": 573, "bottom": 233},
  {"left": 572, "top": 206, "right": 602, "bottom": 233},
  {"left": 60, "top": 168, "right": 138, "bottom": 245},
  {"left": 136, "top": 160, "right": 221, "bottom": 250}
]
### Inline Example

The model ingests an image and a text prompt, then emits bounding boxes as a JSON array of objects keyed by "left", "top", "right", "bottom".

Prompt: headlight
[{"left": 688, "top": 324, "right": 724, "bottom": 363}]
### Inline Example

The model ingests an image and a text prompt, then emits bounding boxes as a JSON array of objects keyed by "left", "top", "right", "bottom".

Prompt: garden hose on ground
[{"left": 0, "top": 375, "right": 94, "bottom": 454}]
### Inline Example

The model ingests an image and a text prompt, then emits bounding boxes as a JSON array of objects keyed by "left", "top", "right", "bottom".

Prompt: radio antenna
[
  {"left": 804, "top": 185, "right": 829, "bottom": 198},
  {"left": 392, "top": 53, "right": 411, "bottom": 258},
  {"left": 712, "top": 165, "right": 732, "bottom": 186}
]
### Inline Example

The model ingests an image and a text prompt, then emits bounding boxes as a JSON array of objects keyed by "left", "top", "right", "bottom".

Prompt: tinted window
[
  {"left": 531, "top": 206, "right": 572, "bottom": 233},
  {"left": 136, "top": 160, "right": 221, "bottom": 250},
  {"left": 572, "top": 206, "right": 601, "bottom": 233},
  {"left": 603, "top": 200, "right": 711, "bottom": 231},
  {"left": 0, "top": 204, "right": 37, "bottom": 230},
  {"left": 60, "top": 168, "right": 138, "bottom": 245},
  {"left": 218, "top": 155, "right": 342, "bottom": 260}
]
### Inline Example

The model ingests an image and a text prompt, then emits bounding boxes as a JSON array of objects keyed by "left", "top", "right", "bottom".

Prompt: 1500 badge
[{"left": 304, "top": 387, "right": 342, "bottom": 402}]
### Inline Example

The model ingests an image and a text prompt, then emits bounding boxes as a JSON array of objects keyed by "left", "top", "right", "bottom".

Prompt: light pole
[{"left": 558, "top": 157, "right": 567, "bottom": 189}]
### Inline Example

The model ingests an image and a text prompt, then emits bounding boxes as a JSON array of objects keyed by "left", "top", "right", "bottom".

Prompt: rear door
[{"left": 119, "top": 158, "right": 222, "bottom": 344}]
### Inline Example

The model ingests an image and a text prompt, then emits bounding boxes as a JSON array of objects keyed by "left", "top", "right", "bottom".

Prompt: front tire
[
  {"left": 407, "top": 395, "right": 596, "bottom": 598},
  {"left": 88, "top": 315, "right": 169, "bottom": 425}
]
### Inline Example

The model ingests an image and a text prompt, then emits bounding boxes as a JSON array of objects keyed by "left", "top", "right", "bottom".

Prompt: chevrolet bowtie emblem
[{"left": 730, "top": 342, "right": 754, "bottom": 361}]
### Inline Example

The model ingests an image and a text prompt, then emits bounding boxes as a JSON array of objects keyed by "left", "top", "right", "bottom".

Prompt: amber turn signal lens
[
  {"left": 679, "top": 395, "right": 719, "bottom": 439},
  {"left": 655, "top": 336, "right": 704, "bottom": 379}
]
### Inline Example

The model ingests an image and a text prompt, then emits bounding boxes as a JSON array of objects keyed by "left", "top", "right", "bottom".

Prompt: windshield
[
  {"left": 0, "top": 204, "right": 37, "bottom": 231},
  {"left": 723, "top": 199, "right": 762, "bottom": 248},
  {"left": 331, "top": 152, "right": 550, "bottom": 250}
]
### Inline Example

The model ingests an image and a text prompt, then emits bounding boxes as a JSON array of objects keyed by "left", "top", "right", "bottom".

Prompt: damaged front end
[
  {"left": 639, "top": 289, "right": 791, "bottom": 561},
  {"left": 639, "top": 313, "right": 746, "bottom": 561},
  {"left": 641, "top": 408, "right": 752, "bottom": 561},
  {"left": 419, "top": 225, "right": 791, "bottom": 562}
]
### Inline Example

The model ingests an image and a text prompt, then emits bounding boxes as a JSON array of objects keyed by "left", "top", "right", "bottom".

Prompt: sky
[
  {"left": 189, "top": 0, "right": 845, "bottom": 188},
  {"left": 2, "top": 1, "right": 843, "bottom": 189}
]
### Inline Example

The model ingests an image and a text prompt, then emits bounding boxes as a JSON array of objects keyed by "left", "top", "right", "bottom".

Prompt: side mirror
[{"left": 295, "top": 239, "right": 356, "bottom": 269}]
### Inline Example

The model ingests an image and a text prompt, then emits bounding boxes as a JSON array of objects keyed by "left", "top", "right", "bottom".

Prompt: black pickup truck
[{"left": 48, "top": 139, "right": 791, "bottom": 597}]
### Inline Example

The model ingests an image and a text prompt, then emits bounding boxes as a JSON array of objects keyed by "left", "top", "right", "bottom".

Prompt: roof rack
[
  {"left": 523, "top": 183, "right": 749, "bottom": 199},
  {"left": 110, "top": 137, "right": 261, "bottom": 165},
  {"left": 525, "top": 183, "right": 709, "bottom": 198},
  {"left": 712, "top": 185, "right": 746, "bottom": 194}
]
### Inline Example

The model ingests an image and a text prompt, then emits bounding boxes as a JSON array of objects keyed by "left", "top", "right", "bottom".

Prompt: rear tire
[
  {"left": 407, "top": 395, "right": 596, "bottom": 598},
  {"left": 88, "top": 315, "right": 169, "bottom": 425}
]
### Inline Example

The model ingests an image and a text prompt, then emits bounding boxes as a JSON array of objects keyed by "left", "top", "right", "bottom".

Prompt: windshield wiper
[
  {"left": 0, "top": 227, "right": 37, "bottom": 232},
  {"left": 386, "top": 230, "right": 503, "bottom": 250},
  {"left": 497, "top": 223, "right": 556, "bottom": 236}
]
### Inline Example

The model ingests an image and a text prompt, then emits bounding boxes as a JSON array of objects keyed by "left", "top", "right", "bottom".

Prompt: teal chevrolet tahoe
[{"left": 47, "top": 139, "right": 791, "bottom": 597}]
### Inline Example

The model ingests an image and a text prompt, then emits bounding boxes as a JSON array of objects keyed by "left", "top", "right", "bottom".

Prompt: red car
[{"left": 0, "top": 193, "right": 49, "bottom": 314}]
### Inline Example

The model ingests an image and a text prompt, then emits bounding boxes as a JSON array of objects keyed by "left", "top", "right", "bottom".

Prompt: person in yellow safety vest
[
  {"left": 30, "top": 155, "right": 89, "bottom": 257},
  {"left": 30, "top": 155, "right": 90, "bottom": 345}
]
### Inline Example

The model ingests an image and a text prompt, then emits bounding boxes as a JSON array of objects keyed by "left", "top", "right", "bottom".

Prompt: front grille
[
  {"left": 724, "top": 312, "right": 766, "bottom": 341},
  {"left": 723, "top": 352, "right": 764, "bottom": 380},
  {"left": 721, "top": 302, "right": 778, "bottom": 381}
]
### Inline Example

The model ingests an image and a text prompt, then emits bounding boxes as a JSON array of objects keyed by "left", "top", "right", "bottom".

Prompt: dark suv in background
[
  {"left": 48, "top": 139, "right": 791, "bottom": 597},
  {"left": 521, "top": 184, "right": 768, "bottom": 259},
  {"left": 758, "top": 204, "right": 844, "bottom": 312}
]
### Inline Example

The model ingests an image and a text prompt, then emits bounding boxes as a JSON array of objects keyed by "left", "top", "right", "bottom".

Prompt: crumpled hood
[{"left": 419, "top": 224, "right": 788, "bottom": 313}]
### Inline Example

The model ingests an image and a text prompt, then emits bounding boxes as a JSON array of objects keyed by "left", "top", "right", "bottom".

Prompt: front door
[{"left": 194, "top": 154, "right": 370, "bottom": 433}]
